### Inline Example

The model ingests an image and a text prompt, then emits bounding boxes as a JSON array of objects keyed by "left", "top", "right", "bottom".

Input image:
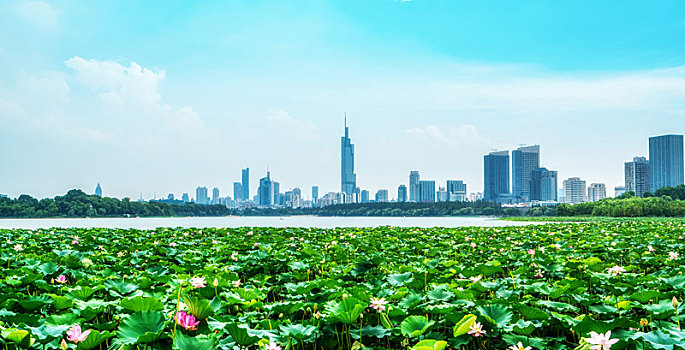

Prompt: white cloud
[
  {"left": 266, "top": 109, "right": 319, "bottom": 140},
  {"left": 13, "top": 0, "right": 59, "bottom": 30}
]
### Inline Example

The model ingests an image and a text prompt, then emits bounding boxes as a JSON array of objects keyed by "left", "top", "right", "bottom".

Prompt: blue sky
[{"left": 1, "top": 0, "right": 684, "bottom": 199}]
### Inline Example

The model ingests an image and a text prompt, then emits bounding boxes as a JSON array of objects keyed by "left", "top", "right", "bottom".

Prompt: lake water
[{"left": 0, "top": 216, "right": 539, "bottom": 229}]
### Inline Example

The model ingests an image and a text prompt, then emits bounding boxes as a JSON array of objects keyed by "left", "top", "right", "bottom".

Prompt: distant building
[
  {"left": 341, "top": 117, "right": 357, "bottom": 195},
  {"left": 512, "top": 145, "right": 540, "bottom": 202},
  {"left": 241, "top": 168, "right": 250, "bottom": 201},
  {"left": 530, "top": 168, "right": 557, "bottom": 201},
  {"left": 182, "top": 193, "right": 189, "bottom": 202},
  {"left": 437, "top": 187, "right": 448, "bottom": 202},
  {"left": 233, "top": 182, "right": 243, "bottom": 202},
  {"left": 375, "top": 189, "right": 389, "bottom": 202},
  {"left": 167, "top": 193, "right": 174, "bottom": 201},
  {"left": 649, "top": 134, "right": 684, "bottom": 192},
  {"left": 312, "top": 186, "right": 319, "bottom": 205},
  {"left": 484, "top": 150, "right": 510, "bottom": 202},
  {"left": 286, "top": 188, "right": 303, "bottom": 208},
  {"left": 211, "top": 187, "right": 220, "bottom": 204},
  {"left": 563, "top": 177, "right": 586, "bottom": 204},
  {"left": 196, "top": 186, "right": 209, "bottom": 204},
  {"left": 397, "top": 185, "right": 407, "bottom": 202},
  {"left": 361, "top": 190, "right": 370, "bottom": 203},
  {"left": 625, "top": 156, "right": 650, "bottom": 197},
  {"left": 614, "top": 186, "right": 626, "bottom": 197},
  {"left": 258, "top": 171, "right": 274, "bottom": 206},
  {"left": 446, "top": 180, "right": 467, "bottom": 201},
  {"left": 409, "top": 171, "right": 420, "bottom": 202},
  {"left": 469, "top": 192, "right": 483, "bottom": 201},
  {"left": 273, "top": 182, "right": 281, "bottom": 205},
  {"left": 587, "top": 183, "right": 606, "bottom": 202},
  {"left": 418, "top": 180, "right": 436, "bottom": 203},
  {"left": 95, "top": 183, "right": 102, "bottom": 197}
]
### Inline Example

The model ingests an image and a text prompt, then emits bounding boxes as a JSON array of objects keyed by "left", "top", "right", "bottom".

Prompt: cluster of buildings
[
  {"left": 87, "top": 123, "right": 682, "bottom": 210},
  {"left": 484, "top": 134, "right": 684, "bottom": 206}
]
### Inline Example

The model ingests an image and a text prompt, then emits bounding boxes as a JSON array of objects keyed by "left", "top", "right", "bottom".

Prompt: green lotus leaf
[
  {"left": 412, "top": 339, "right": 448, "bottom": 350},
  {"left": 478, "top": 304, "right": 513, "bottom": 327},
  {"left": 116, "top": 311, "right": 166, "bottom": 345},
  {"left": 387, "top": 273, "right": 414, "bottom": 287},
  {"left": 120, "top": 296, "right": 164, "bottom": 312},
  {"left": 327, "top": 297, "right": 367, "bottom": 325},
  {"left": 453, "top": 314, "right": 477, "bottom": 337},
  {"left": 401, "top": 315, "right": 435, "bottom": 338},
  {"left": 225, "top": 323, "right": 260, "bottom": 347},
  {"left": 173, "top": 332, "right": 216, "bottom": 350},
  {"left": 77, "top": 330, "right": 114, "bottom": 350}
]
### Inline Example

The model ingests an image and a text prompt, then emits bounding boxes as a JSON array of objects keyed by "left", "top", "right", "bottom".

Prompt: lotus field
[{"left": 2, "top": 222, "right": 685, "bottom": 350}]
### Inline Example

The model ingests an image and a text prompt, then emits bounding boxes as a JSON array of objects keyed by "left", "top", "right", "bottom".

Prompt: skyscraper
[
  {"left": 530, "top": 168, "right": 557, "bottom": 201},
  {"left": 587, "top": 183, "right": 607, "bottom": 202},
  {"left": 196, "top": 186, "right": 209, "bottom": 204},
  {"left": 446, "top": 180, "right": 467, "bottom": 201},
  {"left": 418, "top": 180, "right": 436, "bottom": 203},
  {"left": 512, "top": 145, "right": 540, "bottom": 201},
  {"left": 311, "top": 186, "right": 319, "bottom": 205},
  {"left": 397, "top": 185, "right": 407, "bottom": 202},
  {"left": 484, "top": 151, "right": 510, "bottom": 202},
  {"left": 241, "top": 168, "right": 250, "bottom": 201},
  {"left": 233, "top": 182, "right": 243, "bottom": 202},
  {"left": 95, "top": 183, "right": 102, "bottom": 197},
  {"left": 563, "top": 177, "right": 586, "bottom": 203},
  {"left": 361, "top": 190, "right": 370, "bottom": 203},
  {"left": 341, "top": 116, "right": 357, "bottom": 195},
  {"left": 258, "top": 171, "right": 274, "bottom": 206},
  {"left": 625, "top": 156, "right": 650, "bottom": 197},
  {"left": 182, "top": 193, "right": 189, "bottom": 202},
  {"left": 212, "top": 187, "right": 220, "bottom": 204},
  {"left": 649, "top": 134, "right": 684, "bottom": 192},
  {"left": 409, "top": 171, "right": 420, "bottom": 202}
]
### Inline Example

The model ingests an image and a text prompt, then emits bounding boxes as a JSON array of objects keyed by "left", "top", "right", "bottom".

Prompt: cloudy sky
[{"left": 1, "top": 0, "right": 684, "bottom": 200}]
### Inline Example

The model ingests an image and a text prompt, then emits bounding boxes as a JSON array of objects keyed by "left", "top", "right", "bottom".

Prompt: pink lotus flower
[
  {"left": 607, "top": 266, "right": 626, "bottom": 276},
  {"left": 247, "top": 231, "right": 254, "bottom": 236},
  {"left": 470, "top": 242, "right": 476, "bottom": 248},
  {"left": 669, "top": 251, "right": 679, "bottom": 260},
  {"left": 175, "top": 311, "right": 200, "bottom": 330},
  {"left": 253, "top": 243, "right": 260, "bottom": 247},
  {"left": 14, "top": 244, "right": 23, "bottom": 252},
  {"left": 189, "top": 276, "right": 206, "bottom": 289},
  {"left": 231, "top": 252, "right": 239, "bottom": 261},
  {"left": 467, "top": 322, "right": 487, "bottom": 337},
  {"left": 266, "top": 341, "right": 282, "bottom": 350},
  {"left": 232, "top": 280, "right": 242, "bottom": 288},
  {"left": 585, "top": 330, "right": 619, "bottom": 350},
  {"left": 170, "top": 242, "right": 177, "bottom": 247},
  {"left": 56, "top": 275, "right": 67, "bottom": 284},
  {"left": 66, "top": 325, "right": 91, "bottom": 343},
  {"left": 527, "top": 249, "right": 535, "bottom": 256},
  {"left": 470, "top": 275, "right": 482, "bottom": 283},
  {"left": 369, "top": 297, "right": 388, "bottom": 312},
  {"left": 509, "top": 342, "right": 532, "bottom": 350}
]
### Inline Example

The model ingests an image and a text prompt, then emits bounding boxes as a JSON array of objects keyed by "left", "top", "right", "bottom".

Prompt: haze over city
[{"left": 1, "top": 1, "right": 684, "bottom": 200}]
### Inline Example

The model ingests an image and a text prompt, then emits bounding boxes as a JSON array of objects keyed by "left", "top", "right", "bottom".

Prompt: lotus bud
[
  {"left": 60, "top": 339, "right": 68, "bottom": 350},
  {"left": 673, "top": 296, "right": 680, "bottom": 308},
  {"left": 279, "top": 313, "right": 284, "bottom": 318},
  {"left": 306, "top": 307, "right": 312, "bottom": 313},
  {"left": 342, "top": 293, "right": 348, "bottom": 300},
  {"left": 213, "top": 278, "right": 219, "bottom": 287}
]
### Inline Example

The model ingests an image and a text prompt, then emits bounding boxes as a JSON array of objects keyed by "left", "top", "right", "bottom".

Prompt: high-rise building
[
  {"left": 312, "top": 186, "right": 319, "bottom": 205},
  {"left": 241, "top": 168, "right": 250, "bottom": 201},
  {"left": 562, "top": 177, "right": 586, "bottom": 203},
  {"left": 397, "top": 185, "right": 407, "bottom": 202},
  {"left": 587, "top": 183, "right": 606, "bottom": 202},
  {"left": 341, "top": 117, "right": 357, "bottom": 195},
  {"left": 361, "top": 190, "right": 370, "bottom": 203},
  {"left": 196, "top": 186, "right": 209, "bottom": 204},
  {"left": 167, "top": 193, "right": 175, "bottom": 201},
  {"left": 273, "top": 182, "right": 280, "bottom": 205},
  {"left": 258, "top": 171, "right": 274, "bottom": 206},
  {"left": 484, "top": 151, "right": 510, "bottom": 202},
  {"left": 614, "top": 186, "right": 626, "bottom": 197},
  {"left": 233, "top": 182, "right": 243, "bottom": 202},
  {"left": 625, "top": 156, "right": 650, "bottom": 197},
  {"left": 437, "top": 187, "right": 448, "bottom": 202},
  {"left": 212, "top": 187, "right": 220, "bottom": 204},
  {"left": 409, "top": 171, "right": 420, "bottom": 202},
  {"left": 375, "top": 189, "right": 389, "bottom": 202},
  {"left": 182, "top": 193, "right": 189, "bottom": 202},
  {"left": 649, "top": 134, "right": 684, "bottom": 192},
  {"left": 530, "top": 168, "right": 557, "bottom": 201},
  {"left": 418, "top": 180, "right": 436, "bottom": 203},
  {"left": 512, "top": 145, "right": 540, "bottom": 201},
  {"left": 446, "top": 180, "right": 467, "bottom": 201},
  {"left": 95, "top": 183, "right": 102, "bottom": 197}
]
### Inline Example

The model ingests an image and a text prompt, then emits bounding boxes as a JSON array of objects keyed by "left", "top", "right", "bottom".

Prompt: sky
[{"left": 1, "top": 0, "right": 684, "bottom": 200}]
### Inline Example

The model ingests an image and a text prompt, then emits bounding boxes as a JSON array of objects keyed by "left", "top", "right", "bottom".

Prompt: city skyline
[{"left": 1, "top": 1, "right": 685, "bottom": 199}]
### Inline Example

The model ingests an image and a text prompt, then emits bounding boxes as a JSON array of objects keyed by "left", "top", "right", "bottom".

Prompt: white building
[
  {"left": 563, "top": 177, "right": 586, "bottom": 203},
  {"left": 587, "top": 183, "right": 606, "bottom": 202}
]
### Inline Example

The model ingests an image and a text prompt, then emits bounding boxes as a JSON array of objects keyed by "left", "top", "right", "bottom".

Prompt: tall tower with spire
[
  {"left": 95, "top": 183, "right": 102, "bottom": 197},
  {"left": 341, "top": 114, "right": 357, "bottom": 195}
]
